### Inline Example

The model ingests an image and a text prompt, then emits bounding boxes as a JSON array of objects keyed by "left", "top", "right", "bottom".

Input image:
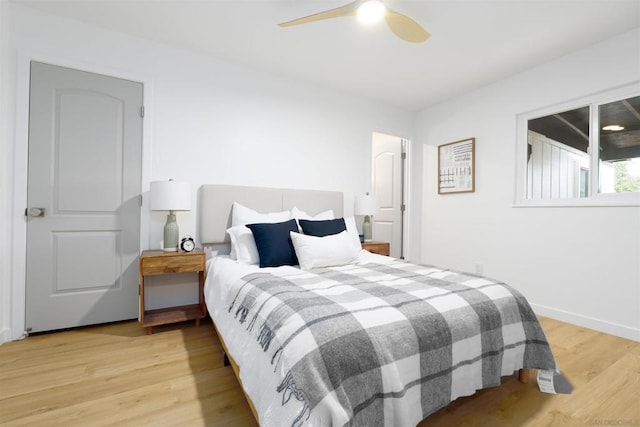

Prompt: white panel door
[
  {"left": 26, "top": 61, "right": 143, "bottom": 333},
  {"left": 372, "top": 132, "right": 404, "bottom": 258}
]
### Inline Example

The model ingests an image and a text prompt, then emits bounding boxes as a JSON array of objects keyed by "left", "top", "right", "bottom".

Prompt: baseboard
[
  {"left": 1, "top": 306, "right": 636, "bottom": 343},
  {"left": 531, "top": 303, "right": 640, "bottom": 342},
  {"left": 0, "top": 327, "right": 12, "bottom": 345}
]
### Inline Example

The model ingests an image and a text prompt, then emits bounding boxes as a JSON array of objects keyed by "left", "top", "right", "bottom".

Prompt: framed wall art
[{"left": 438, "top": 137, "right": 475, "bottom": 194}]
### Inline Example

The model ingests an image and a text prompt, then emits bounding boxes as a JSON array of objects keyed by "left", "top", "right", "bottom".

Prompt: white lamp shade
[
  {"left": 354, "top": 194, "right": 380, "bottom": 216},
  {"left": 150, "top": 180, "right": 191, "bottom": 211}
]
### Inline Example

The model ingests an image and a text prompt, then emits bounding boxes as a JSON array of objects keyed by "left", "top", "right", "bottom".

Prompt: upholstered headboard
[{"left": 199, "top": 184, "right": 344, "bottom": 245}]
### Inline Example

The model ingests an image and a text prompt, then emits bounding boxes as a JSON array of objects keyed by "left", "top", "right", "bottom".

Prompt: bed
[{"left": 200, "top": 184, "right": 564, "bottom": 427}]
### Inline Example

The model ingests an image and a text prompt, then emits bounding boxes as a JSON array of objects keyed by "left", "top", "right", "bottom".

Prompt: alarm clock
[{"left": 180, "top": 236, "right": 195, "bottom": 252}]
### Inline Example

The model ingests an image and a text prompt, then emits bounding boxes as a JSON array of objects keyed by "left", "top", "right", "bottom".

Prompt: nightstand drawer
[
  {"left": 362, "top": 241, "right": 390, "bottom": 256},
  {"left": 141, "top": 253, "right": 204, "bottom": 275}
]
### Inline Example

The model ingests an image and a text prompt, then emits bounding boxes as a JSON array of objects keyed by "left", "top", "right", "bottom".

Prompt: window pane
[
  {"left": 599, "top": 96, "right": 640, "bottom": 194},
  {"left": 526, "top": 106, "right": 590, "bottom": 199}
]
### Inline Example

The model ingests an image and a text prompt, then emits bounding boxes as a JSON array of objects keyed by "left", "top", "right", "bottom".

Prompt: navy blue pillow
[
  {"left": 246, "top": 219, "right": 299, "bottom": 268},
  {"left": 299, "top": 218, "right": 346, "bottom": 237}
]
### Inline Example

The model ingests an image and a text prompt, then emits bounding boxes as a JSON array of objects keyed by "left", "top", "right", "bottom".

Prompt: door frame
[
  {"left": 370, "top": 131, "right": 412, "bottom": 260},
  {"left": 9, "top": 50, "right": 154, "bottom": 340}
]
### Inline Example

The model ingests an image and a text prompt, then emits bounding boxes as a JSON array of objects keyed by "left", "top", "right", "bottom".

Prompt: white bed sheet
[{"left": 204, "top": 251, "right": 391, "bottom": 426}]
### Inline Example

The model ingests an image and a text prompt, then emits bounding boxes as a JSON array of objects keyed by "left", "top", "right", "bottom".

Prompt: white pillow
[
  {"left": 290, "top": 230, "right": 359, "bottom": 270},
  {"left": 344, "top": 216, "right": 363, "bottom": 252},
  {"left": 231, "top": 202, "right": 290, "bottom": 227},
  {"left": 226, "top": 225, "right": 259, "bottom": 264},
  {"left": 290, "top": 206, "right": 335, "bottom": 221},
  {"left": 229, "top": 203, "right": 290, "bottom": 261},
  {"left": 291, "top": 206, "right": 335, "bottom": 232}
]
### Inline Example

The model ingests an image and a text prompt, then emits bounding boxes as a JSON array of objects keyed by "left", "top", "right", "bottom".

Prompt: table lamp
[
  {"left": 150, "top": 180, "right": 191, "bottom": 252},
  {"left": 354, "top": 193, "right": 379, "bottom": 242}
]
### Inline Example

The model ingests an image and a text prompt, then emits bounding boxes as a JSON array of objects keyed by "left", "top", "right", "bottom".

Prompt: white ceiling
[{"left": 13, "top": 0, "right": 640, "bottom": 112}]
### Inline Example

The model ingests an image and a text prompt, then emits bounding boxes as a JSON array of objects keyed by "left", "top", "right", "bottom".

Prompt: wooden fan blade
[
  {"left": 385, "top": 8, "right": 430, "bottom": 43},
  {"left": 278, "top": 1, "right": 360, "bottom": 27}
]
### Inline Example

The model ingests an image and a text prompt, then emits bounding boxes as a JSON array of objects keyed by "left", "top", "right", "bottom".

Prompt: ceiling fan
[{"left": 278, "top": 0, "right": 430, "bottom": 43}]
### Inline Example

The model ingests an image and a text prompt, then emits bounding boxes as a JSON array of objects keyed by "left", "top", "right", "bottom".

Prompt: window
[
  {"left": 526, "top": 106, "right": 590, "bottom": 199},
  {"left": 599, "top": 98, "right": 640, "bottom": 194},
  {"left": 516, "top": 83, "right": 640, "bottom": 206}
]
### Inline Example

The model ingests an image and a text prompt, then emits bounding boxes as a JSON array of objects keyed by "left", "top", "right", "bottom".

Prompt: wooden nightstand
[
  {"left": 139, "top": 249, "right": 206, "bottom": 334},
  {"left": 362, "top": 241, "right": 390, "bottom": 256}
]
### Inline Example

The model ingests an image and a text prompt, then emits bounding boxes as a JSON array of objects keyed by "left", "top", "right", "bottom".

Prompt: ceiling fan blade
[
  {"left": 278, "top": 1, "right": 360, "bottom": 27},
  {"left": 385, "top": 8, "right": 430, "bottom": 43}
]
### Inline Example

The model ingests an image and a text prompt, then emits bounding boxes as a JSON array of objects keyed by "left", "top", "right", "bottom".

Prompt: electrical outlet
[{"left": 475, "top": 263, "right": 483, "bottom": 275}]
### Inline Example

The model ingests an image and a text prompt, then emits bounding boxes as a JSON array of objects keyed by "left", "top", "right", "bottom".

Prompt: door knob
[{"left": 28, "top": 207, "right": 45, "bottom": 217}]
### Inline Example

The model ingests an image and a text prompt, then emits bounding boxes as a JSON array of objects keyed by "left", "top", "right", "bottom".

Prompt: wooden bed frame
[
  {"left": 213, "top": 324, "right": 260, "bottom": 421},
  {"left": 199, "top": 184, "right": 530, "bottom": 425}
]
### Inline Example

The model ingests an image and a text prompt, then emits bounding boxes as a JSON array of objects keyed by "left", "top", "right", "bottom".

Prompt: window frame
[{"left": 515, "top": 82, "right": 640, "bottom": 207}]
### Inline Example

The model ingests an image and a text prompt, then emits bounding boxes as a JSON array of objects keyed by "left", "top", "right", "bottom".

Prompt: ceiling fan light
[
  {"left": 357, "top": 0, "right": 386, "bottom": 23},
  {"left": 602, "top": 125, "right": 624, "bottom": 131}
]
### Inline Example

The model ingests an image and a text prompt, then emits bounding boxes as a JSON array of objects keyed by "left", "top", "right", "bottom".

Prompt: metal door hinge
[
  {"left": 401, "top": 204, "right": 406, "bottom": 212},
  {"left": 401, "top": 152, "right": 407, "bottom": 160},
  {"left": 140, "top": 106, "right": 145, "bottom": 118}
]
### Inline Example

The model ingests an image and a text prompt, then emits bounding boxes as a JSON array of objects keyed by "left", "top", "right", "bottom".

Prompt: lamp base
[
  {"left": 362, "top": 215, "right": 372, "bottom": 242},
  {"left": 163, "top": 211, "right": 179, "bottom": 252}
]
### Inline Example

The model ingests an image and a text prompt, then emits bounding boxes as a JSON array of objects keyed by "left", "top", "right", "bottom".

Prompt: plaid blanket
[{"left": 228, "top": 260, "right": 559, "bottom": 427}]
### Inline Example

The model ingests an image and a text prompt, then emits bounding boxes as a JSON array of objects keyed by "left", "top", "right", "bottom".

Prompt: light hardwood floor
[{"left": 1, "top": 317, "right": 638, "bottom": 426}]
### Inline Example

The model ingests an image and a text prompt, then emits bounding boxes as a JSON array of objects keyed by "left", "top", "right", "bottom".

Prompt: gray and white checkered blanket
[{"left": 228, "top": 259, "right": 560, "bottom": 426}]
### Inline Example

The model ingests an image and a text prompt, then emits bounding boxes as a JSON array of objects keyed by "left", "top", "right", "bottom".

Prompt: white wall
[
  {"left": 1, "top": 4, "right": 415, "bottom": 342},
  {"left": 416, "top": 28, "right": 640, "bottom": 341}
]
